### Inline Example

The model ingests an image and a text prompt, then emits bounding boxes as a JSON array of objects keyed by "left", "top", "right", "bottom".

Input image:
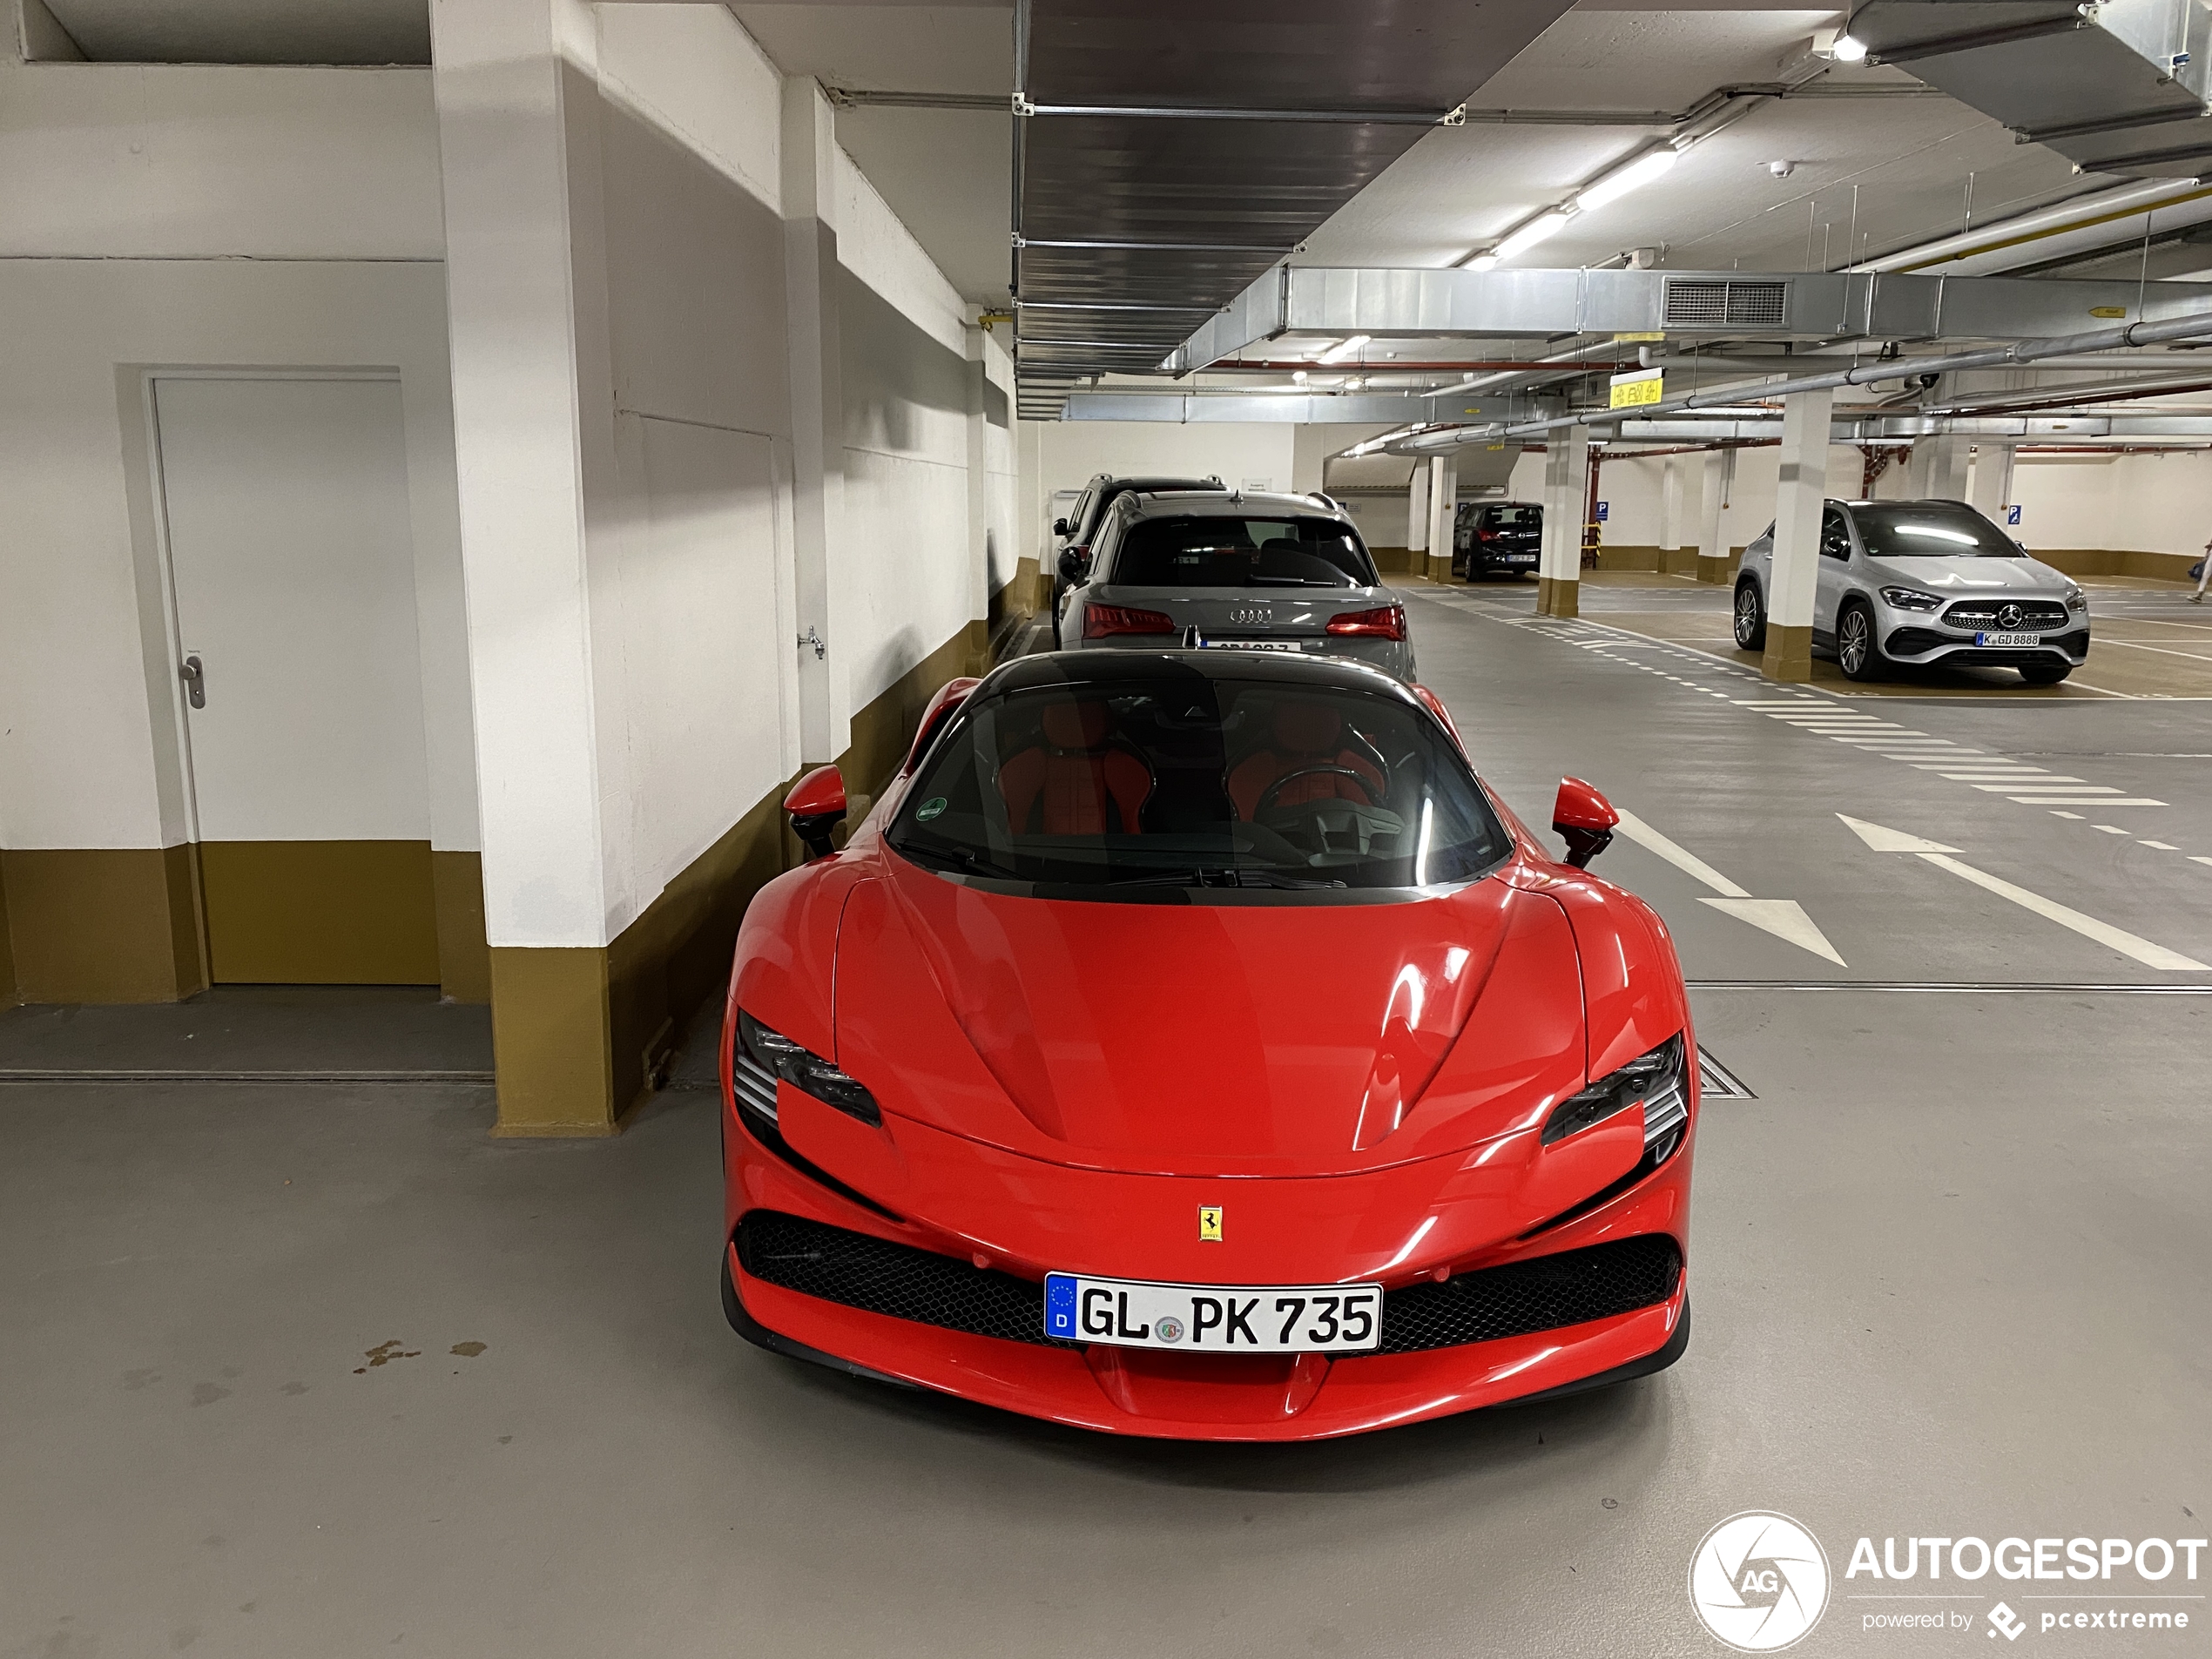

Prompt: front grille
[
  {"left": 738, "top": 1211, "right": 1682, "bottom": 1359},
  {"left": 1662, "top": 278, "right": 1787, "bottom": 328},
  {"left": 1939, "top": 600, "right": 2069, "bottom": 631},
  {"left": 1377, "top": 1234, "right": 1682, "bottom": 1353},
  {"left": 738, "top": 1210, "right": 1080, "bottom": 1346}
]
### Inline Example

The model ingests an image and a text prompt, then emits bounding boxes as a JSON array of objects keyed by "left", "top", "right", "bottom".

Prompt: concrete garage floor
[{"left": 4, "top": 598, "right": 2209, "bottom": 1657}]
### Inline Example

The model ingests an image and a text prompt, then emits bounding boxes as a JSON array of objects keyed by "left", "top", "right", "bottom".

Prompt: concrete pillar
[
  {"left": 1538, "top": 426, "right": 1588, "bottom": 617},
  {"left": 1969, "top": 442, "right": 2016, "bottom": 528},
  {"left": 963, "top": 323, "right": 992, "bottom": 670},
  {"left": 781, "top": 77, "right": 849, "bottom": 763},
  {"left": 1660, "top": 455, "right": 1687, "bottom": 573},
  {"left": 1763, "top": 388, "right": 1833, "bottom": 683},
  {"left": 1425, "top": 453, "right": 1458, "bottom": 582},
  {"left": 1406, "top": 462, "right": 1431, "bottom": 554},
  {"left": 1907, "top": 431, "right": 1970, "bottom": 501},
  {"left": 1696, "top": 448, "right": 1733, "bottom": 583},
  {"left": 434, "top": 0, "right": 630, "bottom": 1134}
]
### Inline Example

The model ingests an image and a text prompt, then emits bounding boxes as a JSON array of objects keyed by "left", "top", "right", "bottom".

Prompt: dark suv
[
  {"left": 1453, "top": 502, "right": 1542, "bottom": 580},
  {"left": 1051, "top": 474, "right": 1226, "bottom": 644}
]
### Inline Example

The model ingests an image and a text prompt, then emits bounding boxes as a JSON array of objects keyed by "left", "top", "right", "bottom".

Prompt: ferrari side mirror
[
  {"left": 786, "top": 764, "right": 848, "bottom": 860},
  {"left": 1552, "top": 776, "right": 1618, "bottom": 868}
]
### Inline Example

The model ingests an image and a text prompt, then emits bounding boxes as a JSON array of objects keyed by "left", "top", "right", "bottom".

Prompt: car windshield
[
  {"left": 1487, "top": 506, "right": 1537, "bottom": 526},
  {"left": 1109, "top": 516, "right": 1376, "bottom": 589},
  {"left": 1850, "top": 503, "right": 2022, "bottom": 558},
  {"left": 887, "top": 673, "right": 1508, "bottom": 895}
]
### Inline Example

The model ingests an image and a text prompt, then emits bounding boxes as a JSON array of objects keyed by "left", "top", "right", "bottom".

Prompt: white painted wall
[
  {"left": 1032, "top": 421, "right": 1300, "bottom": 509},
  {"left": 2, "top": 0, "right": 1016, "bottom": 964},
  {"left": 0, "top": 59, "right": 444, "bottom": 259},
  {"left": 2008, "top": 449, "right": 2212, "bottom": 556},
  {"left": 0, "top": 259, "right": 473, "bottom": 855},
  {"left": 837, "top": 138, "right": 979, "bottom": 715}
]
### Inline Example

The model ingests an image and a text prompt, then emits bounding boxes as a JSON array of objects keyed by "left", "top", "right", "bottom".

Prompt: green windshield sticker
[{"left": 916, "top": 796, "right": 948, "bottom": 822}]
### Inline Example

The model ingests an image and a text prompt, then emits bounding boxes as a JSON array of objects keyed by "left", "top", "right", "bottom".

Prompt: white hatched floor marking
[{"left": 1461, "top": 599, "right": 2191, "bottom": 846}]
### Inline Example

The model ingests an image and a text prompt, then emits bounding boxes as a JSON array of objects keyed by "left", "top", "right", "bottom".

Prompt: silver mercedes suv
[
  {"left": 1733, "top": 498, "right": 2090, "bottom": 685},
  {"left": 1057, "top": 489, "right": 1416, "bottom": 681}
]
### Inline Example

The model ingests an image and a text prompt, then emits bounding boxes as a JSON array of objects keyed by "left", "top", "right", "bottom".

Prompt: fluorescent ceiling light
[
  {"left": 1467, "top": 253, "right": 1500, "bottom": 271},
  {"left": 1494, "top": 212, "right": 1572, "bottom": 260},
  {"left": 1576, "top": 149, "right": 1677, "bottom": 213},
  {"left": 1317, "top": 334, "right": 1372, "bottom": 365},
  {"left": 1291, "top": 369, "right": 1308, "bottom": 382},
  {"left": 1831, "top": 32, "right": 1867, "bottom": 61}
]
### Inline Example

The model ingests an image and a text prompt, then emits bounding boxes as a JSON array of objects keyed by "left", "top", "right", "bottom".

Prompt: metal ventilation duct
[
  {"left": 1850, "top": 0, "right": 2212, "bottom": 180},
  {"left": 1012, "top": 0, "right": 1581, "bottom": 415},
  {"left": 1168, "top": 265, "right": 2212, "bottom": 370}
]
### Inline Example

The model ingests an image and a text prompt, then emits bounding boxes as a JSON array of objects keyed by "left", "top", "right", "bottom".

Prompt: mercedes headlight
[
  {"left": 1542, "top": 1034, "right": 1688, "bottom": 1152},
  {"left": 1878, "top": 586, "right": 1941, "bottom": 612},
  {"left": 738, "top": 1010, "right": 881, "bottom": 1126},
  {"left": 2063, "top": 583, "right": 2088, "bottom": 613}
]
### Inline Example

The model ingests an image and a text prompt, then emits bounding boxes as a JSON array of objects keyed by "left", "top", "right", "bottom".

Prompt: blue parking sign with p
[
  {"left": 2006, "top": 504, "right": 2022, "bottom": 526},
  {"left": 1595, "top": 501, "right": 1609, "bottom": 522}
]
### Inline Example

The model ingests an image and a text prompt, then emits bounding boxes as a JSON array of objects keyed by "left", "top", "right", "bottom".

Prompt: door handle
[{"left": 179, "top": 653, "right": 205, "bottom": 710}]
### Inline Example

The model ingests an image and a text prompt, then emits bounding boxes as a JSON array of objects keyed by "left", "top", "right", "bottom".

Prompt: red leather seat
[
  {"left": 999, "top": 702, "right": 1153, "bottom": 834},
  {"left": 1227, "top": 700, "right": 1386, "bottom": 822}
]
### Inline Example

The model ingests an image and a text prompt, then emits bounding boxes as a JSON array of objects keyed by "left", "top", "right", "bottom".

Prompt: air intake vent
[{"left": 1663, "top": 279, "right": 1789, "bottom": 329}]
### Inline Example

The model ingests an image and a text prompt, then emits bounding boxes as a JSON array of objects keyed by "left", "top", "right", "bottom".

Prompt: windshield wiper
[
  {"left": 905, "top": 842, "right": 1022, "bottom": 880},
  {"left": 1243, "top": 576, "right": 1341, "bottom": 588},
  {"left": 1106, "top": 867, "right": 1346, "bottom": 890}
]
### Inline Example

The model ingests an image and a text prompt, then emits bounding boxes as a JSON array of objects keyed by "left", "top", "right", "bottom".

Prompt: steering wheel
[{"left": 1258, "top": 765, "right": 1380, "bottom": 814}]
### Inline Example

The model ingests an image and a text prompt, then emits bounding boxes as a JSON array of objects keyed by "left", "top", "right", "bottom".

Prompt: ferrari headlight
[
  {"left": 1542, "top": 1034, "right": 1688, "bottom": 1150},
  {"left": 1878, "top": 586, "right": 1941, "bottom": 612},
  {"left": 738, "top": 1010, "right": 881, "bottom": 1126},
  {"left": 2063, "top": 583, "right": 2088, "bottom": 613}
]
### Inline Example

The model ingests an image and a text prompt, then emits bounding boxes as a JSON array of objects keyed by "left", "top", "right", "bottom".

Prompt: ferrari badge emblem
[{"left": 1198, "top": 1205, "right": 1224, "bottom": 1243}]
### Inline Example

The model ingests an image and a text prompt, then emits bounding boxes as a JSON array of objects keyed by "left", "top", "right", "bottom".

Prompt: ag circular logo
[
  {"left": 1689, "top": 1511, "right": 1830, "bottom": 1652},
  {"left": 1154, "top": 1316, "right": 1184, "bottom": 1344}
]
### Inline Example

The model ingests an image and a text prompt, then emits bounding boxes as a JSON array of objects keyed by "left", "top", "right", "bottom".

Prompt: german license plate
[
  {"left": 1189, "top": 635, "right": 1305, "bottom": 653},
  {"left": 1975, "top": 631, "right": 2040, "bottom": 647},
  {"left": 1043, "top": 1273, "right": 1383, "bottom": 1352}
]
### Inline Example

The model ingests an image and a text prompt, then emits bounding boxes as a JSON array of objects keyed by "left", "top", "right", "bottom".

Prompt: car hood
[
  {"left": 829, "top": 855, "right": 1589, "bottom": 1177},
  {"left": 1865, "top": 554, "right": 2068, "bottom": 593}
]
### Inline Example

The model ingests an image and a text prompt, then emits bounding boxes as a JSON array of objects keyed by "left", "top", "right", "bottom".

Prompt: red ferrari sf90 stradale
[{"left": 718, "top": 650, "right": 1696, "bottom": 1440}]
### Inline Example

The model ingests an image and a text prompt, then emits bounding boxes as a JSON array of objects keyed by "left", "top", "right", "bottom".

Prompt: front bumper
[
  {"left": 1882, "top": 623, "right": 2089, "bottom": 667},
  {"left": 721, "top": 1090, "right": 1692, "bottom": 1440}
]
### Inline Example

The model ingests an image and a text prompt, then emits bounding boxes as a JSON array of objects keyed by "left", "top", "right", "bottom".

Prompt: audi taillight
[
  {"left": 1325, "top": 604, "right": 1406, "bottom": 641},
  {"left": 1083, "top": 604, "right": 1176, "bottom": 638}
]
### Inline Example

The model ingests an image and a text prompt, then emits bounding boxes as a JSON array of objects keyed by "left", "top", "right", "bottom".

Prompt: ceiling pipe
[
  {"left": 1848, "top": 179, "right": 2209, "bottom": 273},
  {"left": 1394, "top": 309, "right": 2212, "bottom": 449}
]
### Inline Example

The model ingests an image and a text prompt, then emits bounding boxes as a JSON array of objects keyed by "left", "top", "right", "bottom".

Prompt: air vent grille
[{"left": 1663, "top": 279, "right": 1789, "bottom": 329}]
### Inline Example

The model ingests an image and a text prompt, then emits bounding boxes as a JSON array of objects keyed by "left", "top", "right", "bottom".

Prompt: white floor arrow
[
  {"left": 1612, "top": 809, "right": 1846, "bottom": 965},
  {"left": 1837, "top": 814, "right": 2209, "bottom": 971}
]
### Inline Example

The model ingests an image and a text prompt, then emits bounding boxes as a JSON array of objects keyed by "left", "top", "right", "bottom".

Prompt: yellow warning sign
[
  {"left": 2089, "top": 305, "right": 2128, "bottom": 319},
  {"left": 1613, "top": 332, "right": 1666, "bottom": 342},
  {"left": 1610, "top": 368, "right": 1664, "bottom": 408}
]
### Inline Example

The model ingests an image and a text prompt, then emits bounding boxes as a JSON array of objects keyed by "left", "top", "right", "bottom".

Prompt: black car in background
[
  {"left": 1051, "top": 473, "right": 1226, "bottom": 644},
  {"left": 1453, "top": 501, "right": 1542, "bottom": 580}
]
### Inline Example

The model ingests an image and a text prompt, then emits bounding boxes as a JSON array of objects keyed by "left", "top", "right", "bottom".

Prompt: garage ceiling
[{"left": 1011, "top": 0, "right": 1587, "bottom": 411}]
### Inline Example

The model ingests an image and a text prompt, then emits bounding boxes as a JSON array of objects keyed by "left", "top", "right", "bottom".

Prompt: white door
[{"left": 155, "top": 375, "right": 438, "bottom": 982}]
